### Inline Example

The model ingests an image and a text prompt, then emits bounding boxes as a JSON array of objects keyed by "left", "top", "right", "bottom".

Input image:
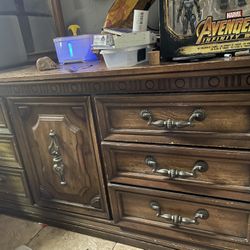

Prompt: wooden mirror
[{"left": 50, "top": 0, "right": 65, "bottom": 37}]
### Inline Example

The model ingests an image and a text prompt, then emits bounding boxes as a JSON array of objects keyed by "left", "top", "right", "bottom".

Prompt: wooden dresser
[{"left": 0, "top": 57, "right": 250, "bottom": 250}]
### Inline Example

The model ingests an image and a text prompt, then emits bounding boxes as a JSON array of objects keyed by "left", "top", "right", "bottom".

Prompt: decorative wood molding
[
  {"left": 40, "top": 185, "right": 54, "bottom": 199},
  {"left": 1, "top": 74, "right": 250, "bottom": 96},
  {"left": 90, "top": 195, "right": 102, "bottom": 209},
  {"left": 71, "top": 107, "right": 86, "bottom": 120},
  {"left": 17, "top": 106, "right": 31, "bottom": 119}
]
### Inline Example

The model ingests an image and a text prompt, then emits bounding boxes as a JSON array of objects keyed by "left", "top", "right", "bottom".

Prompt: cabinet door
[{"left": 8, "top": 97, "right": 109, "bottom": 218}]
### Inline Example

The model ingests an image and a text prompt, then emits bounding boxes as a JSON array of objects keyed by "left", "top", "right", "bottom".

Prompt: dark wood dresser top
[
  {"left": 0, "top": 56, "right": 250, "bottom": 84},
  {"left": 0, "top": 56, "right": 250, "bottom": 97}
]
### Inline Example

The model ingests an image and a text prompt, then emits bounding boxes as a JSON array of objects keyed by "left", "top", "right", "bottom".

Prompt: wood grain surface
[
  {"left": 1, "top": 58, "right": 250, "bottom": 250},
  {"left": 7, "top": 97, "right": 109, "bottom": 219},
  {"left": 109, "top": 184, "right": 250, "bottom": 250},
  {"left": 95, "top": 92, "right": 250, "bottom": 149},
  {"left": 0, "top": 56, "right": 250, "bottom": 83}
]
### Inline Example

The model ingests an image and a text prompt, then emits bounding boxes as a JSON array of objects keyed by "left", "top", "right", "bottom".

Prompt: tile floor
[{"left": 0, "top": 214, "right": 143, "bottom": 250}]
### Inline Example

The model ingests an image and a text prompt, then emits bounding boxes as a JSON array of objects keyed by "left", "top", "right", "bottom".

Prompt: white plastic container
[
  {"left": 53, "top": 35, "right": 97, "bottom": 64},
  {"left": 100, "top": 46, "right": 152, "bottom": 68}
]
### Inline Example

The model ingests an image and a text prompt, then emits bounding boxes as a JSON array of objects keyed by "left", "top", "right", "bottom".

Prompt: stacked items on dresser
[
  {"left": 92, "top": 29, "right": 157, "bottom": 68},
  {"left": 93, "top": 7, "right": 157, "bottom": 68}
]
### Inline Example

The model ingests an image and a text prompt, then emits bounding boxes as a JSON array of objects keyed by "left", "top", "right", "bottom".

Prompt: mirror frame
[{"left": 50, "top": 0, "right": 65, "bottom": 37}]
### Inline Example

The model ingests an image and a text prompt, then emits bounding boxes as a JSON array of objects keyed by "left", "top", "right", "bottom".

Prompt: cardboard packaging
[
  {"left": 160, "top": 0, "right": 250, "bottom": 60},
  {"left": 93, "top": 31, "right": 157, "bottom": 49}
]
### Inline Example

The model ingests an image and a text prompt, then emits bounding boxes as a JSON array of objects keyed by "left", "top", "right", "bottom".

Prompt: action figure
[
  {"left": 177, "top": 0, "right": 201, "bottom": 35},
  {"left": 220, "top": 0, "right": 246, "bottom": 9}
]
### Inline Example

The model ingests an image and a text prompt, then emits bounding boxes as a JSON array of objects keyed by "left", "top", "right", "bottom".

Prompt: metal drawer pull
[
  {"left": 48, "top": 130, "right": 66, "bottom": 185},
  {"left": 145, "top": 156, "right": 208, "bottom": 179},
  {"left": 140, "top": 109, "right": 205, "bottom": 129},
  {"left": 150, "top": 201, "right": 209, "bottom": 226}
]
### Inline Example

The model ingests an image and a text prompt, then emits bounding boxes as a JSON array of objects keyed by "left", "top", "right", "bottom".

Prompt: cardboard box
[
  {"left": 160, "top": 0, "right": 250, "bottom": 60},
  {"left": 101, "top": 46, "right": 152, "bottom": 68},
  {"left": 93, "top": 31, "right": 157, "bottom": 49}
]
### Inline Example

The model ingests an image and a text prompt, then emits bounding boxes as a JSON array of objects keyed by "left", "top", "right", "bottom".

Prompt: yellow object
[
  {"left": 68, "top": 24, "right": 80, "bottom": 36},
  {"left": 103, "top": 0, "right": 155, "bottom": 29}
]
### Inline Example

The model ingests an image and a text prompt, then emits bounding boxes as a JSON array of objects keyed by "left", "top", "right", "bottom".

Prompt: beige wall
[
  {"left": 0, "top": 16, "right": 27, "bottom": 68},
  {"left": 0, "top": 0, "right": 159, "bottom": 68},
  {"left": 0, "top": 0, "right": 56, "bottom": 68},
  {"left": 61, "top": 0, "right": 159, "bottom": 34}
]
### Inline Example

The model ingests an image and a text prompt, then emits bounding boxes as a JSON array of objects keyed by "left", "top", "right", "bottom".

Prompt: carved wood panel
[
  {"left": 1, "top": 73, "right": 250, "bottom": 97},
  {"left": 102, "top": 142, "right": 250, "bottom": 201},
  {"left": 32, "top": 114, "right": 91, "bottom": 203},
  {"left": 0, "top": 100, "right": 6, "bottom": 128},
  {"left": 109, "top": 185, "right": 250, "bottom": 250},
  {"left": 0, "top": 168, "right": 31, "bottom": 205},
  {"left": 95, "top": 93, "right": 250, "bottom": 149},
  {"left": 8, "top": 97, "right": 108, "bottom": 218},
  {"left": 0, "top": 136, "right": 22, "bottom": 168}
]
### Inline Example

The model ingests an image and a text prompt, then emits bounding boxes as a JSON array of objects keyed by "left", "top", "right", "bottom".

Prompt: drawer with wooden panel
[
  {"left": 95, "top": 93, "right": 250, "bottom": 149},
  {"left": 0, "top": 135, "right": 22, "bottom": 169},
  {"left": 102, "top": 142, "right": 250, "bottom": 201},
  {"left": 109, "top": 184, "right": 250, "bottom": 250},
  {"left": 0, "top": 98, "right": 11, "bottom": 134},
  {"left": 0, "top": 168, "right": 31, "bottom": 204}
]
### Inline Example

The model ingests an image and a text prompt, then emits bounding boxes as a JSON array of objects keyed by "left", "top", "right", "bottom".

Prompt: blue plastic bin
[{"left": 53, "top": 35, "right": 97, "bottom": 64}]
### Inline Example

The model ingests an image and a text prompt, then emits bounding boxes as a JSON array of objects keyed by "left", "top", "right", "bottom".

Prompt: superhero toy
[
  {"left": 159, "top": 0, "right": 250, "bottom": 60},
  {"left": 177, "top": 0, "right": 202, "bottom": 35}
]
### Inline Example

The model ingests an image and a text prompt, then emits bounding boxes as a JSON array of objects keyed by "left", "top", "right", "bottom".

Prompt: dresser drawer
[
  {"left": 95, "top": 93, "right": 250, "bottom": 149},
  {"left": 102, "top": 142, "right": 250, "bottom": 201},
  {"left": 0, "top": 135, "right": 22, "bottom": 169},
  {"left": 0, "top": 169, "right": 30, "bottom": 202},
  {"left": 0, "top": 98, "right": 11, "bottom": 134},
  {"left": 109, "top": 184, "right": 250, "bottom": 250}
]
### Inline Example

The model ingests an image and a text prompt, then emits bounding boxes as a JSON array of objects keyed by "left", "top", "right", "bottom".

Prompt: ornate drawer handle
[
  {"left": 48, "top": 130, "right": 66, "bottom": 185},
  {"left": 150, "top": 201, "right": 209, "bottom": 226},
  {"left": 140, "top": 109, "right": 205, "bottom": 129},
  {"left": 145, "top": 156, "right": 208, "bottom": 179}
]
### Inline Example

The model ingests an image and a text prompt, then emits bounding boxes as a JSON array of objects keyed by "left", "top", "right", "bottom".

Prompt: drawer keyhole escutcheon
[
  {"left": 140, "top": 109, "right": 206, "bottom": 129},
  {"left": 145, "top": 156, "right": 208, "bottom": 179},
  {"left": 48, "top": 130, "right": 67, "bottom": 185},
  {"left": 150, "top": 201, "right": 209, "bottom": 226}
]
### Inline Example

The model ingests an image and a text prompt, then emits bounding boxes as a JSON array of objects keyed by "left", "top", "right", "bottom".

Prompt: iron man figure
[
  {"left": 177, "top": 0, "right": 201, "bottom": 35},
  {"left": 220, "top": 0, "right": 246, "bottom": 9}
]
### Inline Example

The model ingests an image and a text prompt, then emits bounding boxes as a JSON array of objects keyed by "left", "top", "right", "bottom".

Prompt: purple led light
[{"left": 54, "top": 35, "right": 97, "bottom": 64}]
